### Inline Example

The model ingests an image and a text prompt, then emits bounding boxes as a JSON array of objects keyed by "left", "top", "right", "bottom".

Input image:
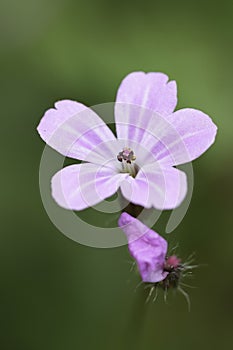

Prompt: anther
[{"left": 117, "top": 147, "right": 136, "bottom": 164}]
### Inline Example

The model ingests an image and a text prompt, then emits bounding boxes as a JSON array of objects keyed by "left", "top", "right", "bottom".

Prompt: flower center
[{"left": 117, "top": 147, "right": 138, "bottom": 177}]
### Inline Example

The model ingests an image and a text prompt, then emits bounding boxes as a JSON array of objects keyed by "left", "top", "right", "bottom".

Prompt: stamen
[
  {"left": 117, "top": 147, "right": 136, "bottom": 164},
  {"left": 117, "top": 147, "right": 138, "bottom": 177}
]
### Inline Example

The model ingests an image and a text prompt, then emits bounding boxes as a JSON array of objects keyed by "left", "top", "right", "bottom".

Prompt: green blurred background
[{"left": 1, "top": 0, "right": 233, "bottom": 349}]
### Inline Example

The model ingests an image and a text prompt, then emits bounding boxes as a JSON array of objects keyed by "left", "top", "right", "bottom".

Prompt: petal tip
[{"left": 118, "top": 212, "right": 133, "bottom": 228}]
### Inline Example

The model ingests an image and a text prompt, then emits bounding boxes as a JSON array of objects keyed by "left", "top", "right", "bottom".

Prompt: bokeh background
[{"left": 1, "top": 0, "right": 233, "bottom": 349}]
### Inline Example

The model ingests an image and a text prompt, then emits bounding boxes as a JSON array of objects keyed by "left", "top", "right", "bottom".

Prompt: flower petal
[
  {"left": 152, "top": 108, "right": 218, "bottom": 165},
  {"left": 113, "top": 104, "right": 177, "bottom": 165},
  {"left": 37, "top": 100, "right": 117, "bottom": 163},
  {"left": 118, "top": 212, "right": 168, "bottom": 283},
  {"left": 52, "top": 163, "right": 129, "bottom": 210},
  {"left": 120, "top": 164, "right": 187, "bottom": 210},
  {"left": 115, "top": 71, "right": 177, "bottom": 140}
]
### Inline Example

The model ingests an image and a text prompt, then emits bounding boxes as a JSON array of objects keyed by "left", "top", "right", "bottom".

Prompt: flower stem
[
  {"left": 123, "top": 202, "right": 144, "bottom": 218},
  {"left": 125, "top": 284, "right": 149, "bottom": 349}
]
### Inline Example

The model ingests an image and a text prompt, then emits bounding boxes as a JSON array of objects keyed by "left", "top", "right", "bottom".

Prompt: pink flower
[
  {"left": 118, "top": 212, "right": 168, "bottom": 283},
  {"left": 118, "top": 212, "right": 195, "bottom": 305},
  {"left": 37, "top": 72, "right": 217, "bottom": 211}
]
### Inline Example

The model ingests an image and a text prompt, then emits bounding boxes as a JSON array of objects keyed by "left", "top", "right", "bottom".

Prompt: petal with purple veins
[
  {"left": 37, "top": 100, "right": 117, "bottom": 164},
  {"left": 52, "top": 163, "right": 129, "bottom": 210},
  {"left": 115, "top": 71, "right": 177, "bottom": 142},
  {"left": 151, "top": 108, "right": 218, "bottom": 165},
  {"left": 120, "top": 164, "right": 187, "bottom": 210}
]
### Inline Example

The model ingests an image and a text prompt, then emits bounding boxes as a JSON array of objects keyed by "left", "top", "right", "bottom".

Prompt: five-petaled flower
[{"left": 37, "top": 72, "right": 217, "bottom": 211}]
